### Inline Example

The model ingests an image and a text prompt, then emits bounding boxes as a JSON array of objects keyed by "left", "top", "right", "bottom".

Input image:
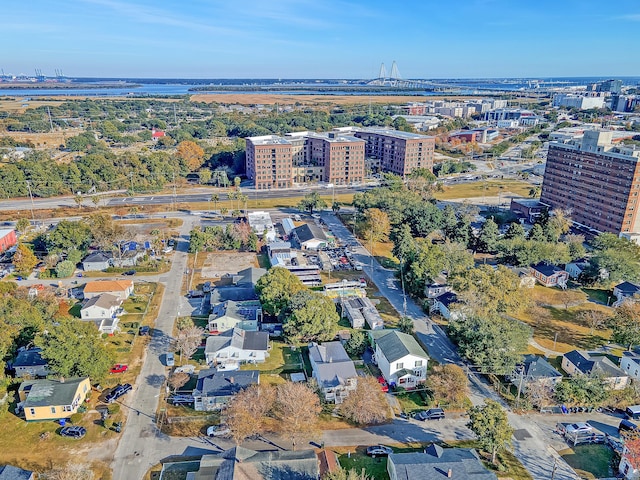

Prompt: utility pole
[
  {"left": 129, "top": 172, "right": 134, "bottom": 193},
  {"left": 550, "top": 458, "right": 558, "bottom": 480},
  {"left": 400, "top": 256, "right": 407, "bottom": 317},
  {"left": 47, "top": 107, "right": 54, "bottom": 132},
  {"left": 25, "top": 180, "right": 35, "bottom": 222},
  {"left": 516, "top": 365, "right": 525, "bottom": 408},
  {"left": 172, "top": 171, "right": 177, "bottom": 210}
]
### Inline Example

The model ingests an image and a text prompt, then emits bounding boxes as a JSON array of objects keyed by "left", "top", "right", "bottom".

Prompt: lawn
[
  {"left": 448, "top": 440, "right": 533, "bottom": 480},
  {"left": 434, "top": 180, "right": 533, "bottom": 200},
  {"left": 336, "top": 447, "right": 390, "bottom": 480},
  {"left": 559, "top": 444, "right": 615, "bottom": 479},
  {"left": 396, "top": 391, "right": 429, "bottom": 414},
  {"left": 238, "top": 341, "right": 304, "bottom": 374},
  {"left": 181, "top": 192, "right": 354, "bottom": 213}
]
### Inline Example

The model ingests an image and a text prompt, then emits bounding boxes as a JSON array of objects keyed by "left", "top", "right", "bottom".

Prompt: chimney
[
  {"left": 229, "top": 376, "right": 235, "bottom": 384},
  {"left": 447, "top": 469, "right": 452, "bottom": 478}
]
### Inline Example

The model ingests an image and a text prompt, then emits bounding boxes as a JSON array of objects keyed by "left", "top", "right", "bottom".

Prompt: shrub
[
  {"left": 107, "top": 404, "right": 120, "bottom": 415},
  {"left": 69, "top": 413, "right": 83, "bottom": 424}
]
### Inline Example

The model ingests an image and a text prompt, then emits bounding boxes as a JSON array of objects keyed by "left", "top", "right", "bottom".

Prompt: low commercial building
[
  {"left": 247, "top": 211, "right": 276, "bottom": 242},
  {"left": 509, "top": 198, "right": 547, "bottom": 224},
  {"left": 343, "top": 296, "right": 384, "bottom": 330},
  {"left": 0, "top": 229, "right": 17, "bottom": 254},
  {"left": 293, "top": 224, "right": 327, "bottom": 250},
  {"left": 553, "top": 93, "right": 606, "bottom": 110}
]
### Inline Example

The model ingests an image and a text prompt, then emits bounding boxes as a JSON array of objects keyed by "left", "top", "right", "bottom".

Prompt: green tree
[
  {"left": 13, "top": 243, "right": 38, "bottom": 275},
  {"left": 255, "top": 267, "right": 306, "bottom": 317},
  {"left": 504, "top": 222, "right": 525, "bottom": 240},
  {"left": 210, "top": 193, "right": 219, "bottom": 212},
  {"left": 36, "top": 317, "right": 114, "bottom": 380},
  {"left": 16, "top": 218, "right": 31, "bottom": 234},
  {"left": 610, "top": 300, "right": 640, "bottom": 350},
  {"left": 332, "top": 201, "right": 341, "bottom": 213},
  {"left": 344, "top": 330, "right": 367, "bottom": 356},
  {"left": 398, "top": 316, "right": 414, "bottom": 335},
  {"left": 565, "top": 234, "right": 586, "bottom": 261},
  {"left": 283, "top": 291, "right": 339, "bottom": 342},
  {"left": 527, "top": 223, "right": 545, "bottom": 242},
  {"left": 47, "top": 220, "right": 92, "bottom": 252},
  {"left": 441, "top": 205, "right": 459, "bottom": 241},
  {"left": 476, "top": 218, "right": 500, "bottom": 253},
  {"left": 298, "top": 191, "right": 327, "bottom": 214},
  {"left": 55, "top": 260, "right": 75, "bottom": 278},
  {"left": 467, "top": 400, "right": 513, "bottom": 464},
  {"left": 363, "top": 208, "right": 391, "bottom": 256},
  {"left": 199, "top": 169, "right": 212, "bottom": 185},
  {"left": 554, "top": 373, "right": 608, "bottom": 406}
]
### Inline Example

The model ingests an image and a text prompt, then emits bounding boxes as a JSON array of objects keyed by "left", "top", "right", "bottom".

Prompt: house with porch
[
  {"left": 370, "top": 330, "right": 428, "bottom": 389},
  {"left": 192, "top": 368, "right": 259, "bottom": 411},
  {"left": 530, "top": 263, "right": 569, "bottom": 288},
  {"left": 204, "top": 328, "right": 270, "bottom": 370},
  {"left": 18, "top": 377, "right": 91, "bottom": 421},
  {"left": 309, "top": 342, "right": 357, "bottom": 404},
  {"left": 562, "top": 350, "right": 629, "bottom": 390}
]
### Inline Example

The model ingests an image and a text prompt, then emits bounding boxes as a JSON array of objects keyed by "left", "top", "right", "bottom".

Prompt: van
[
  {"left": 619, "top": 419, "right": 638, "bottom": 433},
  {"left": 293, "top": 214, "right": 302, "bottom": 222},
  {"left": 166, "top": 353, "right": 175, "bottom": 367},
  {"left": 626, "top": 405, "right": 640, "bottom": 419}
]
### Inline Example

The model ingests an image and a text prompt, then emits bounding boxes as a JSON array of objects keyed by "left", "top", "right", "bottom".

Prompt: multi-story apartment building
[
  {"left": 540, "top": 130, "right": 640, "bottom": 237},
  {"left": 246, "top": 127, "right": 434, "bottom": 188}
]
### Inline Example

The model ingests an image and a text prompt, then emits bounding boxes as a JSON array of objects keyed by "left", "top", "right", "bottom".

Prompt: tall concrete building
[
  {"left": 540, "top": 130, "right": 640, "bottom": 237},
  {"left": 246, "top": 127, "right": 434, "bottom": 188}
]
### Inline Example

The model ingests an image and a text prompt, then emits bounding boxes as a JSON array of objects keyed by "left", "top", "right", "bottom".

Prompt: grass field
[
  {"left": 434, "top": 180, "right": 533, "bottom": 200},
  {"left": 559, "top": 444, "right": 615, "bottom": 479}
]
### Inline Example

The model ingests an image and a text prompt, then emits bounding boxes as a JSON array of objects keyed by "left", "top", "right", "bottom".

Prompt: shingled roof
[{"left": 371, "top": 330, "right": 428, "bottom": 363}]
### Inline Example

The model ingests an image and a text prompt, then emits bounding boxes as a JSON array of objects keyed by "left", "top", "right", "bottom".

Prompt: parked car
[
  {"left": 105, "top": 383, "right": 132, "bottom": 403},
  {"left": 165, "top": 352, "right": 175, "bottom": 367},
  {"left": 123, "top": 270, "right": 136, "bottom": 276},
  {"left": 206, "top": 424, "right": 231, "bottom": 437},
  {"left": 110, "top": 364, "right": 128, "bottom": 374},
  {"left": 565, "top": 422, "right": 592, "bottom": 434},
  {"left": 377, "top": 376, "right": 389, "bottom": 393},
  {"left": 366, "top": 445, "right": 393, "bottom": 457},
  {"left": 60, "top": 426, "right": 87, "bottom": 439},
  {"left": 139, "top": 326, "right": 150, "bottom": 336},
  {"left": 620, "top": 419, "right": 638, "bottom": 434},
  {"left": 419, "top": 408, "right": 445, "bottom": 421}
]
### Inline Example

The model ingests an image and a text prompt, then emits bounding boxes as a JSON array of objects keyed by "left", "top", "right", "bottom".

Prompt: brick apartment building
[
  {"left": 540, "top": 130, "right": 640, "bottom": 238},
  {"left": 246, "top": 127, "right": 434, "bottom": 189}
]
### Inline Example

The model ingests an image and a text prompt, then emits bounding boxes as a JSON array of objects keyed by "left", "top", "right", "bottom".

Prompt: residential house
[
  {"left": 205, "top": 328, "right": 270, "bottom": 370},
  {"left": 342, "top": 296, "right": 384, "bottom": 330},
  {"left": 192, "top": 369, "right": 259, "bottom": 411},
  {"left": 371, "top": 330, "right": 429, "bottom": 389},
  {"left": 0, "top": 465, "right": 34, "bottom": 480},
  {"left": 80, "top": 293, "right": 122, "bottom": 320},
  {"left": 509, "top": 355, "right": 563, "bottom": 390},
  {"left": 388, "top": 444, "right": 497, "bottom": 480},
  {"left": 83, "top": 280, "right": 134, "bottom": 301},
  {"left": 18, "top": 377, "right": 91, "bottom": 421},
  {"left": 424, "top": 283, "right": 451, "bottom": 299},
  {"left": 219, "top": 267, "right": 267, "bottom": 289},
  {"left": 293, "top": 223, "right": 327, "bottom": 250},
  {"left": 565, "top": 259, "right": 589, "bottom": 280},
  {"left": 317, "top": 449, "right": 341, "bottom": 478},
  {"left": 562, "top": 350, "right": 629, "bottom": 389},
  {"left": 81, "top": 251, "right": 113, "bottom": 271},
  {"left": 509, "top": 267, "right": 536, "bottom": 288},
  {"left": 112, "top": 250, "right": 145, "bottom": 268},
  {"left": 207, "top": 300, "right": 262, "bottom": 334},
  {"left": 620, "top": 446, "right": 640, "bottom": 480},
  {"left": 620, "top": 351, "right": 640, "bottom": 381},
  {"left": 189, "top": 447, "right": 319, "bottom": 480},
  {"left": 530, "top": 263, "right": 569, "bottom": 288},
  {"left": 614, "top": 281, "right": 640, "bottom": 306},
  {"left": 151, "top": 128, "right": 165, "bottom": 141},
  {"left": 309, "top": 342, "right": 357, "bottom": 404},
  {"left": 431, "top": 292, "right": 459, "bottom": 320},
  {"left": 11, "top": 348, "right": 49, "bottom": 378}
]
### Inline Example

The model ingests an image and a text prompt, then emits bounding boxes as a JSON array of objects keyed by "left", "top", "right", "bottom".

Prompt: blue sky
[{"left": 2, "top": 0, "right": 639, "bottom": 78}]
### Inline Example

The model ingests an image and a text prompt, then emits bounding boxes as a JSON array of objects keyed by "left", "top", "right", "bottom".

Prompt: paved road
[
  {"left": 320, "top": 211, "right": 580, "bottom": 480},
  {"left": 110, "top": 216, "right": 196, "bottom": 480}
]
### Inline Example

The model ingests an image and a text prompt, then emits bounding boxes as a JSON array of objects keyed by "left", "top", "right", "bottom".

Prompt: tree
[
  {"left": 91, "top": 195, "right": 101, "bottom": 209},
  {"left": 344, "top": 330, "right": 367, "bottom": 356},
  {"left": 13, "top": 243, "right": 38, "bottom": 275},
  {"left": 255, "top": 267, "right": 306, "bottom": 317},
  {"left": 467, "top": 400, "right": 513, "bottom": 464},
  {"left": 332, "top": 201, "right": 341, "bottom": 213},
  {"left": 234, "top": 176, "right": 241, "bottom": 189},
  {"left": 525, "top": 379, "right": 555, "bottom": 410},
  {"left": 283, "top": 291, "right": 339, "bottom": 342},
  {"left": 610, "top": 300, "right": 640, "bottom": 350},
  {"left": 554, "top": 373, "right": 608, "bottom": 406},
  {"left": 176, "top": 140, "right": 205, "bottom": 171},
  {"left": 175, "top": 325, "right": 205, "bottom": 364},
  {"left": 504, "top": 222, "right": 525, "bottom": 240},
  {"left": 226, "top": 384, "right": 276, "bottom": 445},
  {"left": 427, "top": 364, "right": 468, "bottom": 407},
  {"left": 210, "top": 193, "right": 219, "bottom": 212},
  {"left": 577, "top": 309, "right": 610, "bottom": 335},
  {"left": 476, "top": 218, "right": 499, "bottom": 253},
  {"left": 35, "top": 317, "right": 114, "bottom": 380},
  {"left": 340, "top": 376, "right": 390, "bottom": 425},
  {"left": 16, "top": 217, "right": 31, "bottom": 234},
  {"left": 363, "top": 208, "right": 391, "bottom": 256},
  {"left": 275, "top": 382, "right": 321, "bottom": 450},
  {"left": 397, "top": 316, "right": 414, "bottom": 335},
  {"left": 47, "top": 220, "right": 92, "bottom": 252},
  {"left": 199, "top": 169, "right": 212, "bottom": 185},
  {"left": 527, "top": 223, "right": 545, "bottom": 242},
  {"left": 324, "top": 469, "right": 373, "bottom": 480},
  {"left": 55, "top": 260, "right": 75, "bottom": 278},
  {"left": 74, "top": 194, "right": 84, "bottom": 209},
  {"left": 168, "top": 372, "right": 190, "bottom": 392},
  {"left": 298, "top": 191, "right": 327, "bottom": 214}
]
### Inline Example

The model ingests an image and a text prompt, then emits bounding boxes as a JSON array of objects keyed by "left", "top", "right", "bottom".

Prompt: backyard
[{"left": 559, "top": 444, "right": 616, "bottom": 479}]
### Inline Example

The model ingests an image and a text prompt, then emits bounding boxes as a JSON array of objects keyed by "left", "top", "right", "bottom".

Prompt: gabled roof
[
  {"left": 83, "top": 280, "right": 133, "bottom": 293},
  {"left": 615, "top": 281, "right": 640, "bottom": 295},
  {"left": 13, "top": 348, "right": 47, "bottom": 368},
  {"left": 564, "top": 350, "right": 627, "bottom": 377},
  {"left": 234, "top": 267, "right": 267, "bottom": 286},
  {"left": 314, "top": 362, "right": 358, "bottom": 388},
  {"left": 82, "top": 293, "right": 121, "bottom": 310},
  {"left": 194, "top": 368, "right": 259, "bottom": 397},
  {"left": 520, "top": 355, "right": 563, "bottom": 380},
  {"left": 388, "top": 446, "right": 497, "bottom": 480},
  {"left": 530, "top": 263, "right": 565, "bottom": 277},
  {"left": 19, "top": 377, "right": 88, "bottom": 408},
  {"left": 82, "top": 251, "right": 112, "bottom": 263},
  {"left": 436, "top": 291, "right": 458, "bottom": 308},
  {"left": 210, "top": 300, "right": 261, "bottom": 322},
  {"left": 371, "top": 330, "right": 429, "bottom": 363},
  {"left": 309, "top": 341, "right": 350, "bottom": 364},
  {"left": 0, "top": 465, "right": 34, "bottom": 480},
  {"left": 205, "top": 328, "right": 269, "bottom": 354},
  {"left": 294, "top": 223, "right": 326, "bottom": 243}
]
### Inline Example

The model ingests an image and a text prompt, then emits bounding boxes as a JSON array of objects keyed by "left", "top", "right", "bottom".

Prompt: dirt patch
[
  {"left": 0, "top": 128, "right": 83, "bottom": 148},
  {"left": 199, "top": 252, "right": 259, "bottom": 280}
]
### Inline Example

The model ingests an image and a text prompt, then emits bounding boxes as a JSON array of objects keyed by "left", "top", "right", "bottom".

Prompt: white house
[
  {"left": 309, "top": 342, "right": 357, "bottom": 404},
  {"left": 207, "top": 300, "right": 262, "bottom": 334},
  {"left": 562, "top": 350, "right": 629, "bottom": 390},
  {"left": 80, "top": 293, "right": 122, "bottom": 320},
  {"left": 205, "top": 328, "right": 270, "bottom": 370},
  {"left": 370, "top": 330, "right": 429, "bottom": 389},
  {"left": 565, "top": 259, "right": 589, "bottom": 280},
  {"left": 620, "top": 352, "right": 640, "bottom": 382},
  {"left": 81, "top": 252, "right": 112, "bottom": 271},
  {"left": 247, "top": 211, "right": 276, "bottom": 242},
  {"left": 83, "top": 280, "right": 134, "bottom": 301},
  {"left": 620, "top": 447, "right": 640, "bottom": 480}
]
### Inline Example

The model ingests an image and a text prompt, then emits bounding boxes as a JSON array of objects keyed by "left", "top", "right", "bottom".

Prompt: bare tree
[
  {"left": 275, "top": 382, "right": 321, "bottom": 450},
  {"left": 324, "top": 469, "right": 373, "bottom": 480},
  {"left": 42, "top": 464, "right": 94, "bottom": 480},
  {"left": 340, "top": 376, "right": 390, "bottom": 425},
  {"left": 577, "top": 309, "right": 610, "bottom": 335},
  {"left": 174, "top": 326, "right": 204, "bottom": 364},
  {"left": 524, "top": 379, "right": 555, "bottom": 410},
  {"left": 168, "top": 372, "right": 190, "bottom": 392},
  {"left": 427, "top": 364, "right": 469, "bottom": 407},
  {"left": 226, "top": 384, "right": 276, "bottom": 445}
]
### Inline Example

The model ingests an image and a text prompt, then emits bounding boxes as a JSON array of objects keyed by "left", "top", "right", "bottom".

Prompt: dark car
[
  {"left": 139, "top": 325, "right": 150, "bottom": 336},
  {"left": 419, "top": 408, "right": 446, "bottom": 421},
  {"left": 366, "top": 445, "right": 393, "bottom": 457},
  {"left": 105, "top": 383, "right": 132, "bottom": 403},
  {"left": 620, "top": 419, "right": 638, "bottom": 434},
  {"left": 123, "top": 270, "right": 136, "bottom": 276},
  {"left": 60, "top": 426, "right": 87, "bottom": 439}
]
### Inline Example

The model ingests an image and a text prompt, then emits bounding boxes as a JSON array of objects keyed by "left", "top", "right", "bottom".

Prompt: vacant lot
[
  {"left": 198, "top": 251, "right": 259, "bottom": 280},
  {"left": 434, "top": 180, "right": 533, "bottom": 200}
]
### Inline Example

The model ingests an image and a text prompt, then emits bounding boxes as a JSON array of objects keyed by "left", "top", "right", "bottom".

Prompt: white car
[
  {"left": 565, "top": 422, "right": 592, "bottom": 434},
  {"left": 207, "top": 424, "right": 230, "bottom": 437}
]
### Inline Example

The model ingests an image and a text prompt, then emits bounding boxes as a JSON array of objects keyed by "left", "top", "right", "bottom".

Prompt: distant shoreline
[{"left": 0, "top": 82, "right": 141, "bottom": 90}]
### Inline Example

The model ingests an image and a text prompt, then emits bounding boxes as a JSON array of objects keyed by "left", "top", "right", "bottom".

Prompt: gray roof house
[
  {"left": 190, "top": 447, "right": 319, "bottom": 480},
  {"left": 0, "top": 465, "right": 34, "bottom": 480},
  {"left": 11, "top": 348, "right": 49, "bottom": 378},
  {"left": 309, "top": 342, "right": 357, "bottom": 404},
  {"left": 205, "top": 328, "right": 270, "bottom": 370},
  {"left": 81, "top": 251, "right": 112, "bottom": 271},
  {"left": 562, "top": 350, "right": 629, "bottom": 390},
  {"left": 293, "top": 224, "right": 327, "bottom": 250},
  {"left": 192, "top": 368, "right": 259, "bottom": 411},
  {"left": 509, "top": 355, "right": 563, "bottom": 389},
  {"left": 207, "top": 300, "right": 262, "bottom": 334},
  {"left": 227, "top": 267, "right": 268, "bottom": 288},
  {"left": 614, "top": 281, "right": 640, "bottom": 306},
  {"left": 388, "top": 444, "right": 497, "bottom": 480},
  {"left": 343, "top": 296, "right": 384, "bottom": 330},
  {"left": 370, "top": 330, "right": 429, "bottom": 389}
]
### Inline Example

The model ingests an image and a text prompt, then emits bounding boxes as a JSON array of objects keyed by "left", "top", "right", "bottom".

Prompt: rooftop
[
  {"left": 82, "top": 293, "right": 122, "bottom": 310},
  {"left": 83, "top": 279, "right": 133, "bottom": 293},
  {"left": 19, "top": 377, "right": 88, "bottom": 408},
  {"left": 194, "top": 368, "right": 259, "bottom": 397},
  {"left": 356, "top": 126, "right": 432, "bottom": 140},
  {"left": 247, "top": 134, "right": 291, "bottom": 146},
  {"left": 371, "top": 330, "right": 429, "bottom": 363},
  {"left": 13, "top": 348, "right": 47, "bottom": 368}
]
